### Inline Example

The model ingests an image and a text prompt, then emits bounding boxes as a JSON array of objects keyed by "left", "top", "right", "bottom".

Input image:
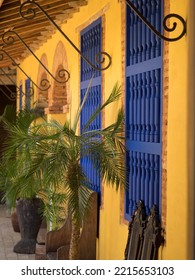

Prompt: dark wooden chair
[
  {"left": 35, "top": 213, "right": 71, "bottom": 260},
  {"left": 124, "top": 200, "right": 163, "bottom": 260},
  {"left": 35, "top": 191, "right": 98, "bottom": 260},
  {"left": 141, "top": 204, "right": 163, "bottom": 260},
  {"left": 124, "top": 200, "right": 146, "bottom": 260},
  {"left": 55, "top": 191, "right": 98, "bottom": 260},
  {"left": 46, "top": 214, "right": 72, "bottom": 260}
]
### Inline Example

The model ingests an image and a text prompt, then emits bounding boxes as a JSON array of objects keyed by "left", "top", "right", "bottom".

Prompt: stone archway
[
  {"left": 45, "top": 41, "right": 70, "bottom": 114},
  {"left": 36, "top": 53, "right": 49, "bottom": 113}
]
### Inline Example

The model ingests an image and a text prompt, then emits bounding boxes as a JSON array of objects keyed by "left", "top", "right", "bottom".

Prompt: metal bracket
[
  {"left": 2, "top": 29, "right": 70, "bottom": 86},
  {"left": 19, "top": 0, "right": 112, "bottom": 71},
  {"left": 0, "top": 74, "right": 16, "bottom": 101},
  {"left": 0, "top": 48, "right": 44, "bottom": 94},
  {"left": 0, "top": 67, "right": 31, "bottom": 98},
  {"left": 126, "top": 0, "right": 187, "bottom": 42},
  {"left": 0, "top": 87, "right": 16, "bottom": 101}
]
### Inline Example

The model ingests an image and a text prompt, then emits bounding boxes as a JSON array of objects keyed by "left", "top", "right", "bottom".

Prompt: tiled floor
[{"left": 0, "top": 204, "right": 35, "bottom": 260}]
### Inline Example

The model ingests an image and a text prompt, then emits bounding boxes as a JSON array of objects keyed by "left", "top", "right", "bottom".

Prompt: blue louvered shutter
[
  {"left": 80, "top": 18, "right": 102, "bottom": 197},
  {"left": 25, "top": 79, "right": 31, "bottom": 110},
  {"left": 19, "top": 84, "right": 23, "bottom": 110},
  {"left": 125, "top": 0, "right": 163, "bottom": 219}
]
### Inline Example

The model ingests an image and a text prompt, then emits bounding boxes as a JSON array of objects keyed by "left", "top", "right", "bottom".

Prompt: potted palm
[
  {"left": 1, "top": 83, "right": 126, "bottom": 259},
  {"left": 0, "top": 109, "right": 47, "bottom": 254}
]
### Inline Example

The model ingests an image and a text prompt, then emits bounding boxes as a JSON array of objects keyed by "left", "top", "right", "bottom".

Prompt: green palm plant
[
  {"left": 0, "top": 108, "right": 50, "bottom": 253},
  {"left": 0, "top": 108, "right": 65, "bottom": 228},
  {"left": 0, "top": 109, "right": 42, "bottom": 204},
  {"left": 0, "top": 104, "right": 16, "bottom": 207},
  {"left": 1, "top": 83, "right": 126, "bottom": 259}
]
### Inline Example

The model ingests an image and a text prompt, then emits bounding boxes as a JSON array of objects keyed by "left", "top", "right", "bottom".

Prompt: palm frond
[
  {"left": 41, "top": 190, "right": 67, "bottom": 230},
  {"left": 72, "top": 76, "right": 94, "bottom": 133},
  {"left": 0, "top": 104, "right": 16, "bottom": 124},
  {"left": 0, "top": 82, "right": 126, "bottom": 233},
  {"left": 82, "top": 83, "right": 122, "bottom": 133}
]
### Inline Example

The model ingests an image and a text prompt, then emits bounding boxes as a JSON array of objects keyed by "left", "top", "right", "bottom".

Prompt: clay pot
[{"left": 13, "top": 197, "right": 43, "bottom": 254}]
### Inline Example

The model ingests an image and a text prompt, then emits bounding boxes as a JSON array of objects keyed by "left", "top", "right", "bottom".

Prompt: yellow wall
[
  {"left": 17, "top": 0, "right": 195, "bottom": 260},
  {"left": 17, "top": 0, "right": 127, "bottom": 260},
  {"left": 163, "top": 0, "right": 195, "bottom": 259}
]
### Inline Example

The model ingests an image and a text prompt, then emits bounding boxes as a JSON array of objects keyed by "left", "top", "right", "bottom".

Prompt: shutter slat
[
  {"left": 80, "top": 18, "right": 102, "bottom": 199},
  {"left": 125, "top": 0, "right": 163, "bottom": 219}
]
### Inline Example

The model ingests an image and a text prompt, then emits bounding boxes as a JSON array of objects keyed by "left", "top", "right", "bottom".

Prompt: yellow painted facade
[
  {"left": 16, "top": 0, "right": 195, "bottom": 260},
  {"left": 163, "top": 0, "right": 195, "bottom": 260}
]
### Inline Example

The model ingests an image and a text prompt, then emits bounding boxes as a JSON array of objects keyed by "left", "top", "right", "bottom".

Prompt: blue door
[
  {"left": 125, "top": 0, "right": 163, "bottom": 219},
  {"left": 80, "top": 18, "right": 102, "bottom": 198}
]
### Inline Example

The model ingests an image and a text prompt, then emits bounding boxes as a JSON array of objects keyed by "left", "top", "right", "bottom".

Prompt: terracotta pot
[{"left": 13, "top": 197, "right": 43, "bottom": 254}]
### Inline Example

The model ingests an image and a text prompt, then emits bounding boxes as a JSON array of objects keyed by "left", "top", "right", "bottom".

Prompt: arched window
[
  {"left": 48, "top": 64, "right": 68, "bottom": 113},
  {"left": 46, "top": 41, "right": 69, "bottom": 114},
  {"left": 36, "top": 54, "right": 49, "bottom": 113}
]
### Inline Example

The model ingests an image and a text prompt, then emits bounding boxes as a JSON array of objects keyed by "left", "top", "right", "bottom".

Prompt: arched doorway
[
  {"left": 36, "top": 54, "right": 49, "bottom": 114},
  {"left": 45, "top": 41, "right": 70, "bottom": 115}
]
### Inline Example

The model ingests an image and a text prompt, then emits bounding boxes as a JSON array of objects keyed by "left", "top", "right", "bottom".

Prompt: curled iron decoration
[
  {"left": 126, "top": 0, "right": 187, "bottom": 42},
  {"left": 0, "top": 48, "right": 48, "bottom": 93},
  {"left": 0, "top": 67, "right": 28, "bottom": 97},
  {"left": 0, "top": 87, "right": 16, "bottom": 101},
  {"left": 19, "top": 0, "right": 112, "bottom": 71},
  {"left": 0, "top": 75, "right": 16, "bottom": 101},
  {"left": 2, "top": 30, "right": 70, "bottom": 84}
]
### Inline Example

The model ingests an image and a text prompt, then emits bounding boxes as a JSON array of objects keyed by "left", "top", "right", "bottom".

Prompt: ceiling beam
[{"left": 0, "top": 0, "right": 89, "bottom": 70}]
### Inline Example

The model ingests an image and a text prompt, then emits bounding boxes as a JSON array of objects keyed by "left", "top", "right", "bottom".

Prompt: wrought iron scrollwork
[
  {"left": 0, "top": 48, "right": 47, "bottom": 93},
  {"left": 0, "top": 87, "right": 16, "bottom": 101},
  {"left": 2, "top": 30, "right": 70, "bottom": 84},
  {"left": 0, "top": 75, "right": 16, "bottom": 101},
  {"left": 0, "top": 67, "right": 30, "bottom": 97},
  {"left": 126, "top": 0, "right": 187, "bottom": 42},
  {"left": 19, "top": 0, "right": 112, "bottom": 71}
]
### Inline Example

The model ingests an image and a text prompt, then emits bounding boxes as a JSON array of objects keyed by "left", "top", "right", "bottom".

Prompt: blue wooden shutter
[
  {"left": 80, "top": 18, "right": 102, "bottom": 197},
  {"left": 125, "top": 0, "right": 163, "bottom": 219},
  {"left": 19, "top": 84, "right": 23, "bottom": 110},
  {"left": 25, "top": 78, "right": 31, "bottom": 110}
]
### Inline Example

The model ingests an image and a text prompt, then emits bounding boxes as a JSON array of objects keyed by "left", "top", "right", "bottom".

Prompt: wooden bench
[
  {"left": 46, "top": 214, "right": 72, "bottom": 260},
  {"left": 35, "top": 191, "right": 98, "bottom": 260},
  {"left": 124, "top": 200, "right": 164, "bottom": 260}
]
